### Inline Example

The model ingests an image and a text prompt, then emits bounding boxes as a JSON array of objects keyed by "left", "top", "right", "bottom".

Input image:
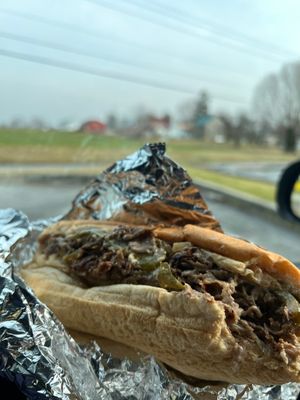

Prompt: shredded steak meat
[{"left": 41, "top": 225, "right": 300, "bottom": 362}]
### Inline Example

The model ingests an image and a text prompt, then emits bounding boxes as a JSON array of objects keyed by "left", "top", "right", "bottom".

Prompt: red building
[{"left": 79, "top": 120, "right": 107, "bottom": 134}]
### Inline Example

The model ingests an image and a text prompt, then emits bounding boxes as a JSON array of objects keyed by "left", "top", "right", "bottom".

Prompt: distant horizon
[{"left": 1, "top": 0, "right": 299, "bottom": 126}]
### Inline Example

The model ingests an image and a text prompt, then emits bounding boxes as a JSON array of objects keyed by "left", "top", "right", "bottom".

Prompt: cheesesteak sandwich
[{"left": 21, "top": 220, "right": 300, "bottom": 384}]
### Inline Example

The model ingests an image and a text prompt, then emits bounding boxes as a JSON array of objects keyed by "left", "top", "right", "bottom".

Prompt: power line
[
  {"left": 184, "top": 10, "right": 295, "bottom": 58},
  {"left": 124, "top": 0, "right": 297, "bottom": 60},
  {"left": 0, "top": 31, "right": 251, "bottom": 91},
  {"left": 0, "top": 47, "right": 248, "bottom": 104},
  {"left": 126, "top": 0, "right": 297, "bottom": 60},
  {"left": 86, "top": 0, "right": 290, "bottom": 63},
  {"left": 0, "top": 30, "right": 252, "bottom": 91},
  {"left": 0, "top": 8, "right": 255, "bottom": 79}
]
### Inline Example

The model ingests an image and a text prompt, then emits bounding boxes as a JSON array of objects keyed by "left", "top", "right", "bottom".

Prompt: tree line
[
  {"left": 181, "top": 61, "right": 300, "bottom": 152},
  {"left": 1, "top": 60, "right": 299, "bottom": 152}
]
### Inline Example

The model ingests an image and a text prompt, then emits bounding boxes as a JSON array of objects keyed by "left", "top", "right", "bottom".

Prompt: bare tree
[
  {"left": 10, "top": 117, "right": 26, "bottom": 129},
  {"left": 218, "top": 113, "right": 256, "bottom": 146},
  {"left": 280, "top": 63, "right": 300, "bottom": 128},
  {"left": 30, "top": 117, "right": 48, "bottom": 131},
  {"left": 252, "top": 74, "right": 280, "bottom": 127},
  {"left": 252, "top": 61, "right": 300, "bottom": 150},
  {"left": 236, "top": 113, "right": 257, "bottom": 144},
  {"left": 218, "top": 113, "right": 236, "bottom": 143}
]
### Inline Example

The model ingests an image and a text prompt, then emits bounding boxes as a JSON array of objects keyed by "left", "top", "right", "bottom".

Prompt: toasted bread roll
[{"left": 21, "top": 220, "right": 300, "bottom": 384}]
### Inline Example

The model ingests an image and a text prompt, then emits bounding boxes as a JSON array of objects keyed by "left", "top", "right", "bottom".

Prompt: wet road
[
  {"left": 207, "top": 161, "right": 288, "bottom": 183},
  {"left": 0, "top": 180, "right": 299, "bottom": 262},
  {"left": 0, "top": 181, "right": 79, "bottom": 220},
  {"left": 0, "top": 161, "right": 290, "bottom": 183}
]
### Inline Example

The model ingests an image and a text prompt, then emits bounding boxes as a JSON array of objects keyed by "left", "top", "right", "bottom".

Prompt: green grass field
[
  {"left": 0, "top": 128, "right": 299, "bottom": 204},
  {"left": 0, "top": 129, "right": 144, "bottom": 163},
  {"left": 0, "top": 128, "right": 298, "bottom": 165}
]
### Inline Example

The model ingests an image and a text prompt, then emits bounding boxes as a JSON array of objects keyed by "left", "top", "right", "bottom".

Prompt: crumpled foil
[
  {"left": 0, "top": 143, "right": 300, "bottom": 399},
  {"left": 65, "top": 142, "right": 222, "bottom": 231}
]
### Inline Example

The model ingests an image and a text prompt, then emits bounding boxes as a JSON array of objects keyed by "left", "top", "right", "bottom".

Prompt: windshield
[{"left": 0, "top": 0, "right": 299, "bottom": 262}]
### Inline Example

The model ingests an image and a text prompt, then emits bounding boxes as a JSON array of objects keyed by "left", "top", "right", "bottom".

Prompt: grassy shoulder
[{"left": 189, "top": 168, "right": 276, "bottom": 203}]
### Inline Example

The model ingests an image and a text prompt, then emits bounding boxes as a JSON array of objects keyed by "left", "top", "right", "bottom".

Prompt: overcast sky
[{"left": 0, "top": 0, "right": 299, "bottom": 126}]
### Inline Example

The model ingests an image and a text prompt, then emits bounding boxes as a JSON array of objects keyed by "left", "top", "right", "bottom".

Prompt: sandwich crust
[
  {"left": 154, "top": 224, "right": 300, "bottom": 291},
  {"left": 21, "top": 220, "right": 300, "bottom": 384},
  {"left": 40, "top": 220, "right": 300, "bottom": 291}
]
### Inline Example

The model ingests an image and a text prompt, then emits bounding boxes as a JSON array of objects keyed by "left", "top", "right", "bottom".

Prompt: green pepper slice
[{"left": 157, "top": 262, "right": 185, "bottom": 291}]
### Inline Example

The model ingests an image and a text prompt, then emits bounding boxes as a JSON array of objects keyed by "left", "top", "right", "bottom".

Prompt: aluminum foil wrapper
[
  {"left": 1, "top": 143, "right": 300, "bottom": 399},
  {"left": 0, "top": 208, "right": 203, "bottom": 400},
  {"left": 65, "top": 142, "right": 222, "bottom": 231}
]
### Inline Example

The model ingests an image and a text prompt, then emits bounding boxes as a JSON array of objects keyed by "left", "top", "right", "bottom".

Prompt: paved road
[
  {"left": 207, "top": 161, "right": 289, "bottom": 183},
  {"left": 0, "top": 161, "right": 291, "bottom": 183},
  {"left": 0, "top": 181, "right": 79, "bottom": 220},
  {"left": 0, "top": 181, "right": 299, "bottom": 262}
]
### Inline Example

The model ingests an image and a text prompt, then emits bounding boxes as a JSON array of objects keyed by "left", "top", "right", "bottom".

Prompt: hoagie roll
[{"left": 22, "top": 220, "right": 300, "bottom": 384}]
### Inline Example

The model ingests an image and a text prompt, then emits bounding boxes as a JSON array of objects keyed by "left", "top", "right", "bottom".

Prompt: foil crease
[
  {"left": 0, "top": 209, "right": 101, "bottom": 399},
  {"left": 0, "top": 143, "right": 300, "bottom": 399},
  {"left": 65, "top": 143, "right": 222, "bottom": 231}
]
